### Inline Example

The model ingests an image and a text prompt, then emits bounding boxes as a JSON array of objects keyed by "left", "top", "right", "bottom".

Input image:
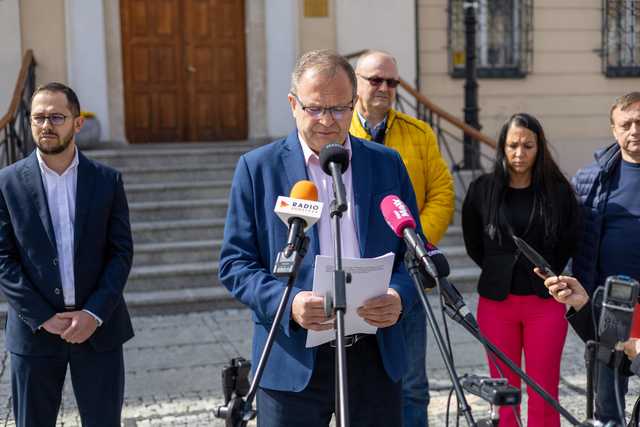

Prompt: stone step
[
  {"left": 127, "top": 261, "right": 219, "bottom": 292},
  {"left": 0, "top": 264, "right": 480, "bottom": 312},
  {"left": 441, "top": 245, "right": 477, "bottom": 269},
  {"left": 123, "top": 264, "right": 479, "bottom": 315},
  {"left": 122, "top": 287, "right": 240, "bottom": 316},
  {"left": 88, "top": 146, "right": 249, "bottom": 169},
  {"left": 126, "top": 181, "right": 231, "bottom": 202},
  {"left": 132, "top": 239, "right": 472, "bottom": 269},
  {"left": 129, "top": 198, "right": 229, "bottom": 222},
  {"left": 134, "top": 240, "right": 221, "bottom": 267},
  {"left": 127, "top": 258, "right": 479, "bottom": 296},
  {"left": 447, "top": 266, "right": 481, "bottom": 291},
  {"left": 130, "top": 227, "right": 469, "bottom": 267},
  {"left": 438, "top": 225, "right": 464, "bottom": 247},
  {"left": 85, "top": 140, "right": 259, "bottom": 150},
  {"left": 120, "top": 164, "right": 237, "bottom": 184},
  {"left": 132, "top": 219, "right": 225, "bottom": 244},
  {"left": 0, "top": 289, "right": 240, "bottom": 323}
]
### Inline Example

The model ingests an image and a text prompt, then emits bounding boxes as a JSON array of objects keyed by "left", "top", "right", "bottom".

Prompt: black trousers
[
  {"left": 257, "top": 335, "right": 402, "bottom": 427},
  {"left": 10, "top": 343, "right": 124, "bottom": 427}
]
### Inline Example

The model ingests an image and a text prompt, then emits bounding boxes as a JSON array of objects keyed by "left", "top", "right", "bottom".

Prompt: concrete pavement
[{"left": 1, "top": 294, "right": 639, "bottom": 426}]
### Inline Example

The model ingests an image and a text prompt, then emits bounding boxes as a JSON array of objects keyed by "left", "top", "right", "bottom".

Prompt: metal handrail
[
  {"left": 343, "top": 50, "right": 496, "bottom": 149},
  {"left": 397, "top": 78, "right": 496, "bottom": 149},
  {"left": 343, "top": 49, "right": 498, "bottom": 213},
  {"left": 0, "top": 50, "right": 37, "bottom": 167}
]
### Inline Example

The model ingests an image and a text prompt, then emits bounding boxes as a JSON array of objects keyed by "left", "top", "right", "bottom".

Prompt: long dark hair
[{"left": 488, "top": 113, "right": 574, "bottom": 243}]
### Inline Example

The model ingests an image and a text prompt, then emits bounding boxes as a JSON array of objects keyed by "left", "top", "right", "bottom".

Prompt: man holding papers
[{"left": 218, "top": 50, "right": 420, "bottom": 427}]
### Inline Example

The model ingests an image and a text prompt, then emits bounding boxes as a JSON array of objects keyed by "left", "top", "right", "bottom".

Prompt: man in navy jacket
[
  {"left": 218, "top": 50, "right": 419, "bottom": 427},
  {"left": 572, "top": 91, "right": 640, "bottom": 424},
  {"left": 0, "top": 83, "right": 133, "bottom": 426}
]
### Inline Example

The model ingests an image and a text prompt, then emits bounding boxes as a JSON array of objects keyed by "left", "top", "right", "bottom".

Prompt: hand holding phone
[
  {"left": 512, "top": 235, "right": 556, "bottom": 278},
  {"left": 543, "top": 275, "right": 590, "bottom": 310}
]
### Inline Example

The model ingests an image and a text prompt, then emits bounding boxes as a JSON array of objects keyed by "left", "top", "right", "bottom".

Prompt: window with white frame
[
  {"left": 448, "top": 0, "right": 533, "bottom": 78},
  {"left": 603, "top": 0, "right": 640, "bottom": 76}
]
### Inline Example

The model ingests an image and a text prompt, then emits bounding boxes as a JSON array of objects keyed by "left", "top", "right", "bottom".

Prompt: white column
[
  {"left": 265, "top": 0, "right": 298, "bottom": 138},
  {"left": 65, "top": 0, "right": 110, "bottom": 141},
  {"left": 0, "top": 0, "right": 22, "bottom": 114},
  {"left": 336, "top": 1, "right": 416, "bottom": 87}
]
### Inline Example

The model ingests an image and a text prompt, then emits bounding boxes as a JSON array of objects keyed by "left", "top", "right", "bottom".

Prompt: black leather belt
[
  {"left": 64, "top": 306, "right": 76, "bottom": 311},
  {"left": 329, "top": 334, "right": 368, "bottom": 348}
]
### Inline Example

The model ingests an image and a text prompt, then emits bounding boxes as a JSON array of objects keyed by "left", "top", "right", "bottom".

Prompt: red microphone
[
  {"left": 380, "top": 195, "right": 438, "bottom": 277},
  {"left": 380, "top": 195, "right": 476, "bottom": 326},
  {"left": 380, "top": 194, "right": 417, "bottom": 237}
]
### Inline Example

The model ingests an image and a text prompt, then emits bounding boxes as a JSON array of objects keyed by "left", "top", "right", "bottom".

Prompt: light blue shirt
[{"left": 298, "top": 135, "right": 361, "bottom": 259}]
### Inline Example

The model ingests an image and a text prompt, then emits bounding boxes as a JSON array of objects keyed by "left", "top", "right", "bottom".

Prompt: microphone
[
  {"left": 274, "top": 180, "right": 323, "bottom": 257},
  {"left": 379, "top": 194, "right": 438, "bottom": 276},
  {"left": 319, "top": 143, "right": 349, "bottom": 213},
  {"left": 380, "top": 195, "right": 477, "bottom": 328}
]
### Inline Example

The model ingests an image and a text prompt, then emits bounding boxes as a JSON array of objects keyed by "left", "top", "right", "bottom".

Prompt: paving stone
[
  {"left": 125, "top": 324, "right": 215, "bottom": 349},
  {"left": 124, "top": 342, "right": 230, "bottom": 372},
  {"left": 2, "top": 294, "right": 640, "bottom": 426}
]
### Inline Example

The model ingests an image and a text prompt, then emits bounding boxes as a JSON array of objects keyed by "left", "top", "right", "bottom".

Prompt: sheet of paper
[{"left": 305, "top": 252, "right": 395, "bottom": 348}]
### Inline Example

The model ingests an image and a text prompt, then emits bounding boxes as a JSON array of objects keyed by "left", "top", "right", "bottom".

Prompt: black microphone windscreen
[
  {"left": 425, "top": 243, "right": 451, "bottom": 278},
  {"left": 319, "top": 143, "right": 349, "bottom": 175}
]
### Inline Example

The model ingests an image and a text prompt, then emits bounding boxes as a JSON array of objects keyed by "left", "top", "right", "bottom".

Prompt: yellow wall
[
  {"left": 419, "top": 0, "right": 634, "bottom": 176},
  {"left": 299, "top": 0, "right": 337, "bottom": 53},
  {"left": 20, "top": 0, "right": 68, "bottom": 85}
]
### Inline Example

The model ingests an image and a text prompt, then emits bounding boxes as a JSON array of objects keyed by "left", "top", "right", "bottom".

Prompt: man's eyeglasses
[
  {"left": 31, "top": 114, "right": 70, "bottom": 127},
  {"left": 358, "top": 74, "right": 400, "bottom": 89},
  {"left": 291, "top": 93, "right": 354, "bottom": 120}
]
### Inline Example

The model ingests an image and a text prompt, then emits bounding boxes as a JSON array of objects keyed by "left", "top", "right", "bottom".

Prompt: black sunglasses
[{"left": 358, "top": 74, "right": 400, "bottom": 88}]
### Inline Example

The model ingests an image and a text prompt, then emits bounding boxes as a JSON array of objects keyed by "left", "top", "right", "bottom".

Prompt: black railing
[
  {"left": 394, "top": 81, "right": 495, "bottom": 212},
  {"left": 394, "top": 89, "right": 495, "bottom": 173},
  {"left": 602, "top": 0, "right": 640, "bottom": 77},
  {"left": 448, "top": 0, "right": 534, "bottom": 79},
  {"left": 0, "top": 50, "right": 37, "bottom": 168}
]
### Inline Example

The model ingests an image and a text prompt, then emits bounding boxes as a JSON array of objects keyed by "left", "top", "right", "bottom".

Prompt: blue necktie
[{"left": 368, "top": 123, "right": 386, "bottom": 144}]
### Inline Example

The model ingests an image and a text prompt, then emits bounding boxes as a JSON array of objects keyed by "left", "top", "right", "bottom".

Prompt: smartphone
[{"left": 512, "top": 235, "right": 556, "bottom": 278}]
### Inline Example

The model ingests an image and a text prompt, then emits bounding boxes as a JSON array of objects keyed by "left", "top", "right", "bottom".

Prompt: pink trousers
[{"left": 476, "top": 295, "right": 568, "bottom": 427}]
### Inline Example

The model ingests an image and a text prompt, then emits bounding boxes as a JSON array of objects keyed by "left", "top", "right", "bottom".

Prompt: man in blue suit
[
  {"left": 219, "top": 50, "right": 420, "bottom": 426},
  {"left": 0, "top": 83, "right": 134, "bottom": 427}
]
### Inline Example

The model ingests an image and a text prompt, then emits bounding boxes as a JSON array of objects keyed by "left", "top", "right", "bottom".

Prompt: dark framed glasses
[
  {"left": 358, "top": 74, "right": 400, "bottom": 88},
  {"left": 290, "top": 93, "right": 354, "bottom": 120},
  {"left": 31, "top": 113, "right": 70, "bottom": 127}
]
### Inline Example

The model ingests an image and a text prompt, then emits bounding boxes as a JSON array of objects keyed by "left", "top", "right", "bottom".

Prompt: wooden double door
[{"left": 121, "top": 0, "right": 247, "bottom": 143}]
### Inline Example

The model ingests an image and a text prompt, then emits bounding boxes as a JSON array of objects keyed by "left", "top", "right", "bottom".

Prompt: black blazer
[
  {"left": 461, "top": 173, "right": 580, "bottom": 301},
  {"left": 0, "top": 150, "right": 134, "bottom": 355}
]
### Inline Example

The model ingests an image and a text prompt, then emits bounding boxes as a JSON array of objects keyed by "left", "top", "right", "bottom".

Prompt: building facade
[
  {"left": 420, "top": 0, "right": 640, "bottom": 174},
  {"left": 1, "top": 0, "right": 638, "bottom": 175}
]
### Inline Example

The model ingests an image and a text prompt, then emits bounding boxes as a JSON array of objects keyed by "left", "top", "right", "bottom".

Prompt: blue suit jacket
[
  {"left": 219, "top": 131, "right": 420, "bottom": 392},
  {"left": 0, "top": 150, "right": 134, "bottom": 356}
]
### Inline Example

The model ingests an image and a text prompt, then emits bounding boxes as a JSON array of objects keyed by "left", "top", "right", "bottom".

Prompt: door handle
[{"left": 187, "top": 65, "right": 196, "bottom": 73}]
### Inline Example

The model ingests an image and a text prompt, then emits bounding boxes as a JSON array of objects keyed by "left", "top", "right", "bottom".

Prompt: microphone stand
[
  {"left": 325, "top": 196, "right": 350, "bottom": 427},
  {"left": 585, "top": 340, "right": 598, "bottom": 421},
  {"left": 441, "top": 302, "right": 582, "bottom": 426},
  {"left": 404, "top": 252, "right": 477, "bottom": 426},
  {"left": 214, "top": 229, "right": 310, "bottom": 427}
]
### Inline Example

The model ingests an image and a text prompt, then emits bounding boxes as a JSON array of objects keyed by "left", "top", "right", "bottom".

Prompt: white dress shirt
[
  {"left": 298, "top": 135, "right": 361, "bottom": 259},
  {"left": 36, "top": 148, "right": 101, "bottom": 324}
]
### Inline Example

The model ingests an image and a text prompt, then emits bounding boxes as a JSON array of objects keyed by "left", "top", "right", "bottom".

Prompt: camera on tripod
[
  {"left": 221, "top": 357, "right": 251, "bottom": 403},
  {"left": 597, "top": 275, "right": 639, "bottom": 365},
  {"left": 461, "top": 375, "right": 521, "bottom": 406},
  {"left": 215, "top": 357, "right": 252, "bottom": 423}
]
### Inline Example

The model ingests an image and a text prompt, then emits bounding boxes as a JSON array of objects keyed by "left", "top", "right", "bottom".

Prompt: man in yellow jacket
[{"left": 350, "top": 50, "right": 455, "bottom": 427}]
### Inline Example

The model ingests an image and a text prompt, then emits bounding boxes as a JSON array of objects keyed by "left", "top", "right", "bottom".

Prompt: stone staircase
[
  {"left": 83, "top": 142, "right": 254, "bottom": 315},
  {"left": 0, "top": 141, "right": 480, "bottom": 316},
  {"left": 439, "top": 226, "right": 481, "bottom": 290}
]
